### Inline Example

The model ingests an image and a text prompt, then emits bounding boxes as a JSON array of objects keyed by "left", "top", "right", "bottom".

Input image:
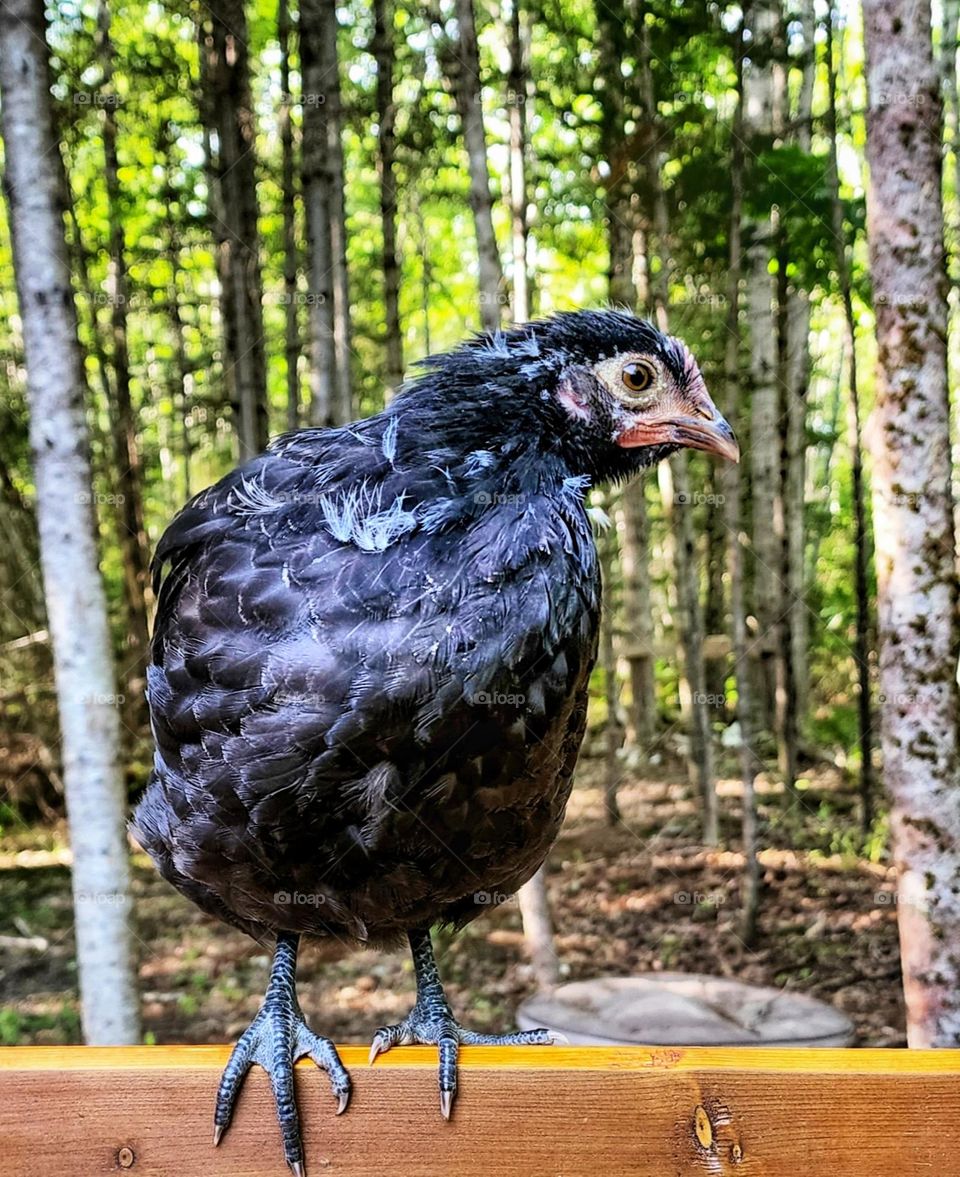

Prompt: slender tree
[
  {"left": 773, "top": 0, "right": 815, "bottom": 790},
  {"left": 198, "top": 0, "right": 269, "bottom": 457},
  {"left": 319, "top": 0, "right": 353, "bottom": 422},
  {"left": 94, "top": 0, "right": 151, "bottom": 731},
  {"left": 278, "top": 0, "right": 302, "bottom": 430},
  {"left": 600, "top": 505, "right": 624, "bottom": 825},
  {"left": 0, "top": 0, "right": 140, "bottom": 1044},
  {"left": 724, "top": 16, "right": 760, "bottom": 940},
  {"left": 639, "top": 13, "right": 718, "bottom": 844},
  {"left": 443, "top": 0, "right": 505, "bottom": 330},
  {"left": 301, "top": 0, "right": 338, "bottom": 428},
  {"left": 373, "top": 0, "right": 404, "bottom": 396},
  {"left": 596, "top": 0, "right": 656, "bottom": 754},
  {"left": 301, "top": 0, "right": 352, "bottom": 424},
  {"left": 825, "top": 6, "right": 874, "bottom": 832},
  {"left": 743, "top": 0, "right": 781, "bottom": 735},
  {"left": 863, "top": 0, "right": 960, "bottom": 1047},
  {"left": 506, "top": 0, "right": 530, "bottom": 323}
]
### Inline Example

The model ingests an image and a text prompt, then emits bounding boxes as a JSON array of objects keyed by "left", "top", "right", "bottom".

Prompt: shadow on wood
[{"left": 1, "top": 1045, "right": 958, "bottom": 1175}]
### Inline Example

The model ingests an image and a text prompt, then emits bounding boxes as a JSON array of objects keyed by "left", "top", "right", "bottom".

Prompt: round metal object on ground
[{"left": 516, "top": 973, "right": 854, "bottom": 1047}]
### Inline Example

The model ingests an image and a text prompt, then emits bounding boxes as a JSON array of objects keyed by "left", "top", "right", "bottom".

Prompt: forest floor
[{"left": 0, "top": 751, "right": 905, "bottom": 1049}]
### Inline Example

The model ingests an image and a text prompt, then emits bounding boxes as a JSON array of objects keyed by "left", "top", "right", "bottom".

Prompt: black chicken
[{"left": 133, "top": 310, "right": 738, "bottom": 1174}]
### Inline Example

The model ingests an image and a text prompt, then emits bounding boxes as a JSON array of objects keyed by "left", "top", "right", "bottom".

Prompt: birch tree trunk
[
  {"left": 446, "top": 0, "right": 504, "bottom": 331},
  {"left": 198, "top": 0, "right": 269, "bottom": 458},
  {"left": 516, "top": 865, "right": 559, "bottom": 989},
  {"left": 942, "top": 0, "right": 960, "bottom": 258},
  {"left": 374, "top": 0, "right": 404, "bottom": 396},
  {"left": 744, "top": 0, "right": 780, "bottom": 734},
  {"left": 0, "top": 0, "right": 140, "bottom": 1044},
  {"left": 862, "top": 0, "right": 960, "bottom": 1047}
]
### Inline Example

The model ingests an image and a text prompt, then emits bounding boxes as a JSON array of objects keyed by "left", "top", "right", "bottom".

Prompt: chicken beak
[{"left": 615, "top": 408, "right": 740, "bottom": 463}]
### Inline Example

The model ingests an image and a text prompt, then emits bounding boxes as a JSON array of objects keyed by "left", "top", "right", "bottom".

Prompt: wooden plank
[{"left": 0, "top": 1045, "right": 958, "bottom": 1176}]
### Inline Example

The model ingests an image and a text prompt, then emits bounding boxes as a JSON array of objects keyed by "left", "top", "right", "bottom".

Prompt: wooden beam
[{"left": 1, "top": 1045, "right": 958, "bottom": 1175}]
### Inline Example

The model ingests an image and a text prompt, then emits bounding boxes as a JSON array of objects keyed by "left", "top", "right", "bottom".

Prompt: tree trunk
[
  {"left": 639, "top": 16, "right": 718, "bottom": 844},
  {"left": 516, "top": 866, "right": 559, "bottom": 990},
  {"left": 618, "top": 488, "right": 656, "bottom": 749},
  {"left": 159, "top": 120, "right": 194, "bottom": 504},
  {"left": 599, "top": 506, "right": 624, "bottom": 825},
  {"left": 702, "top": 461, "right": 729, "bottom": 713},
  {"left": 198, "top": 0, "right": 269, "bottom": 457},
  {"left": 374, "top": 0, "right": 404, "bottom": 397},
  {"left": 724, "top": 15, "right": 759, "bottom": 942},
  {"left": 279, "top": 0, "right": 302, "bottom": 431},
  {"left": 825, "top": 6, "right": 875, "bottom": 833},
  {"left": 95, "top": 0, "right": 151, "bottom": 734},
  {"left": 300, "top": 0, "right": 338, "bottom": 428},
  {"left": 743, "top": 0, "right": 780, "bottom": 735},
  {"left": 506, "top": 0, "right": 530, "bottom": 323},
  {"left": 773, "top": 0, "right": 815, "bottom": 789},
  {"left": 446, "top": 0, "right": 504, "bottom": 330},
  {"left": 660, "top": 459, "right": 719, "bottom": 846},
  {"left": 0, "top": 0, "right": 141, "bottom": 1044},
  {"left": 319, "top": 0, "right": 353, "bottom": 423},
  {"left": 862, "top": 0, "right": 960, "bottom": 1047},
  {"left": 942, "top": 0, "right": 960, "bottom": 264},
  {"left": 597, "top": 0, "right": 656, "bottom": 755}
]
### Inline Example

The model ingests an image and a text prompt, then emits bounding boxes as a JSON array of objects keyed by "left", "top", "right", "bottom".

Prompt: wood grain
[{"left": 0, "top": 1045, "right": 958, "bottom": 1176}]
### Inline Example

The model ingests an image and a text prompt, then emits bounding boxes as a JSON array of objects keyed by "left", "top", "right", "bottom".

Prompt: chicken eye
[{"left": 622, "top": 360, "right": 656, "bottom": 394}]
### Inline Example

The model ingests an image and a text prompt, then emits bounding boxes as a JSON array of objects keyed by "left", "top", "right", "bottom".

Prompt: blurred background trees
[{"left": 0, "top": 0, "right": 957, "bottom": 1047}]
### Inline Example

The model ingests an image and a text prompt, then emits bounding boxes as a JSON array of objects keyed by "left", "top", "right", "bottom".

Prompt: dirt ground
[{"left": 0, "top": 754, "right": 905, "bottom": 1049}]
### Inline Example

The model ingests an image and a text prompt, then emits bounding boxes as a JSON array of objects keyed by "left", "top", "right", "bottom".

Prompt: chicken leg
[
  {"left": 213, "top": 932, "right": 351, "bottom": 1175},
  {"left": 368, "top": 927, "right": 564, "bottom": 1117}
]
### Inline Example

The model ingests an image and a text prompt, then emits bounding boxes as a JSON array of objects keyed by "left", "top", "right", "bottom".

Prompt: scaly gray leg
[
  {"left": 213, "top": 932, "right": 351, "bottom": 1176},
  {"left": 369, "top": 926, "right": 564, "bottom": 1118}
]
